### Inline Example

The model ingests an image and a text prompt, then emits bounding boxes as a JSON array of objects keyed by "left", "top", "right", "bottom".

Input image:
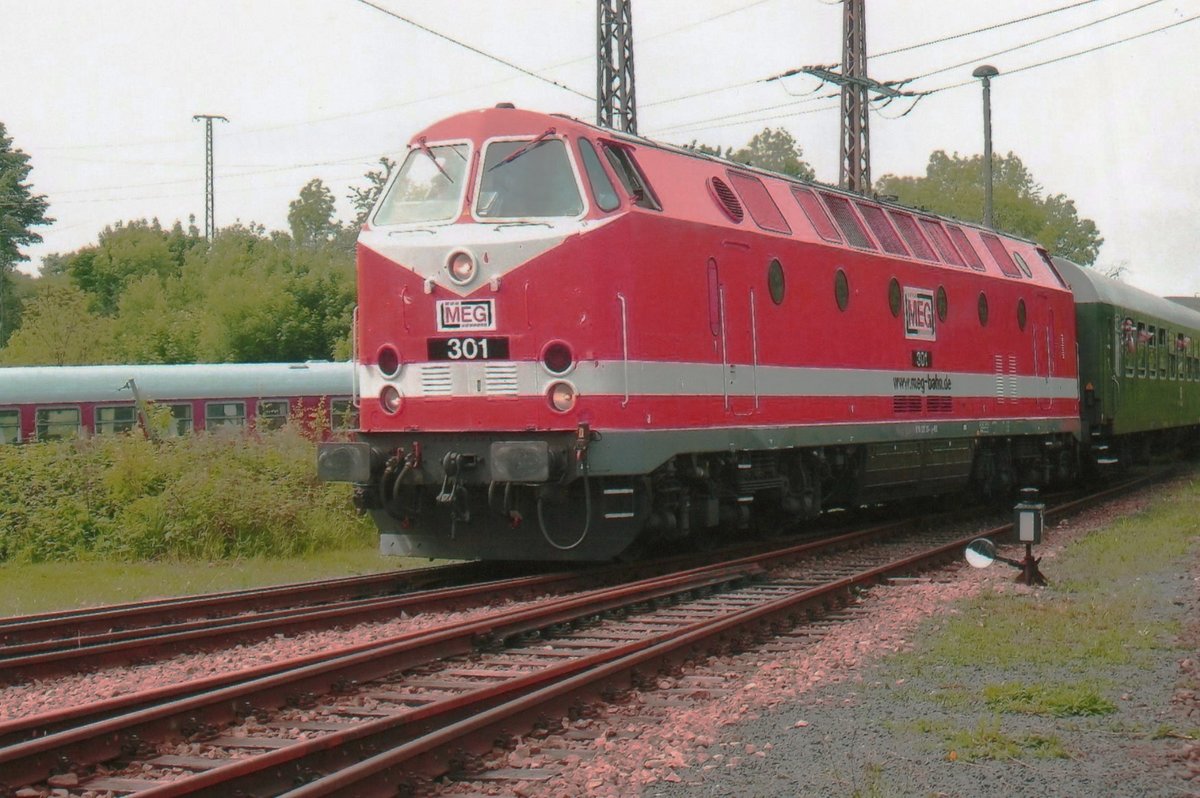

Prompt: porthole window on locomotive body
[
  {"left": 888, "top": 278, "right": 901, "bottom": 317},
  {"left": 1017, "top": 298, "right": 1027, "bottom": 330},
  {"left": 767, "top": 259, "right": 785, "bottom": 305},
  {"left": 978, "top": 292, "right": 990, "bottom": 326},
  {"left": 835, "top": 269, "right": 850, "bottom": 311},
  {"left": 936, "top": 286, "right": 948, "bottom": 322}
]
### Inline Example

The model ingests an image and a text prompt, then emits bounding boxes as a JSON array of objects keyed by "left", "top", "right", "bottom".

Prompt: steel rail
[
  {"left": 0, "top": 475, "right": 1157, "bottom": 794},
  {"left": 0, "top": 564, "right": 759, "bottom": 788},
  {"left": 0, "top": 561, "right": 499, "bottom": 647},
  {"left": 138, "top": 476, "right": 1160, "bottom": 797}
]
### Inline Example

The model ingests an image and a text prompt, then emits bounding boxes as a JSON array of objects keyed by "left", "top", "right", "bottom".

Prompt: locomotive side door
[
  {"left": 713, "top": 246, "right": 759, "bottom": 417},
  {"left": 1032, "top": 293, "right": 1054, "bottom": 411}
]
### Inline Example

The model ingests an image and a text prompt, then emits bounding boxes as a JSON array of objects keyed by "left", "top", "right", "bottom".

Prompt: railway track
[
  {"left": 0, "top": 477, "right": 1155, "bottom": 796},
  {"left": 0, "top": 508, "right": 894, "bottom": 683}
]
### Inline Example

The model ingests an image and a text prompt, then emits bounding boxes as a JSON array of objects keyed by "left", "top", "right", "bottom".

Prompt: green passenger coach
[{"left": 1054, "top": 257, "right": 1200, "bottom": 464}]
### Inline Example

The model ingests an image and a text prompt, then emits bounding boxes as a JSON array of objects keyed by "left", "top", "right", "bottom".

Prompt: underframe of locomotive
[{"left": 322, "top": 430, "right": 1080, "bottom": 562}]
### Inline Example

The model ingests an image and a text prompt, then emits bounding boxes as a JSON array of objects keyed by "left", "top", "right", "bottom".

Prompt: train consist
[
  {"left": 0, "top": 361, "right": 353, "bottom": 442},
  {"left": 317, "top": 105, "right": 1200, "bottom": 562}
]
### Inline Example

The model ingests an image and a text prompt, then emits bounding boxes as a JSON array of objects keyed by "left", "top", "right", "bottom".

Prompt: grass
[
  {"left": 982, "top": 682, "right": 1116, "bottom": 717},
  {"left": 887, "top": 471, "right": 1200, "bottom": 765},
  {"left": 0, "top": 549, "right": 445, "bottom": 616},
  {"left": 946, "top": 718, "right": 1069, "bottom": 762}
]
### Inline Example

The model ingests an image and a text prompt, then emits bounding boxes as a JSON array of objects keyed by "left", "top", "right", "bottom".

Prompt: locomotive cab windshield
[
  {"left": 374, "top": 142, "right": 470, "bottom": 225},
  {"left": 477, "top": 136, "right": 584, "bottom": 219}
]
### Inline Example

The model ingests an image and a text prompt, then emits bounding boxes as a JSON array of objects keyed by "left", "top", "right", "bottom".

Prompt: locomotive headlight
[
  {"left": 377, "top": 345, "right": 401, "bottom": 378},
  {"left": 547, "top": 381, "right": 577, "bottom": 413},
  {"left": 380, "top": 385, "right": 403, "bottom": 414},
  {"left": 541, "top": 341, "right": 574, "bottom": 375},
  {"left": 447, "top": 250, "right": 477, "bottom": 285}
]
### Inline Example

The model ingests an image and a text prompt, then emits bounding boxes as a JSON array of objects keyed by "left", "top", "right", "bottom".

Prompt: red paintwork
[{"left": 356, "top": 107, "right": 1078, "bottom": 438}]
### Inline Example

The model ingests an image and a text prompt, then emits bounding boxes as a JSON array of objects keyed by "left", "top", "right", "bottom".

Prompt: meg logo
[
  {"left": 437, "top": 299, "right": 496, "bottom": 332},
  {"left": 903, "top": 287, "right": 936, "bottom": 341}
]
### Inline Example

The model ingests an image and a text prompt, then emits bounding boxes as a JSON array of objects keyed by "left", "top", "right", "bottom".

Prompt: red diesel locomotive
[{"left": 318, "top": 105, "right": 1080, "bottom": 561}]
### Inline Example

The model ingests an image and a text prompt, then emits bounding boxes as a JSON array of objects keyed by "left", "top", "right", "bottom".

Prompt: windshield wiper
[
  {"left": 488, "top": 128, "right": 556, "bottom": 172},
  {"left": 415, "top": 137, "right": 453, "bottom": 184}
]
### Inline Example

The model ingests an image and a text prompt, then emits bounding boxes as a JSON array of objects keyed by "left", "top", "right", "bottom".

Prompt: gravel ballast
[{"left": 628, "top": 483, "right": 1200, "bottom": 798}]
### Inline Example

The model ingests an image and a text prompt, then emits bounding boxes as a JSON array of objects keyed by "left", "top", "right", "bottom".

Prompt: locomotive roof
[
  {"left": 1053, "top": 257, "right": 1200, "bottom": 329},
  {"left": 0, "top": 362, "right": 352, "bottom": 406},
  {"left": 418, "top": 106, "right": 1045, "bottom": 253}
]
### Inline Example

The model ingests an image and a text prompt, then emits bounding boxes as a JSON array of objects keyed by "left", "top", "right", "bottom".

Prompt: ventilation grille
[
  {"left": 420, "top": 364, "right": 453, "bottom": 396},
  {"left": 484, "top": 363, "right": 519, "bottom": 395},
  {"left": 855, "top": 202, "right": 908, "bottom": 256},
  {"left": 708, "top": 177, "right": 743, "bottom": 223},
  {"left": 893, "top": 395, "right": 923, "bottom": 413},
  {"left": 820, "top": 193, "right": 875, "bottom": 249},
  {"left": 992, "top": 355, "right": 1019, "bottom": 402},
  {"left": 926, "top": 396, "right": 952, "bottom": 413}
]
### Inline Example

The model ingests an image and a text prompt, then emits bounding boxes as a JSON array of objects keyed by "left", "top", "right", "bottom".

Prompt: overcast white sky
[{"left": 1, "top": 0, "right": 1197, "bottom": 296}]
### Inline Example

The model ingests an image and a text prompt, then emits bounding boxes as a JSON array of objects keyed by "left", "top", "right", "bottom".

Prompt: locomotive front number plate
[{"left": 427, "top": 337, "right": 510, "bottom": 361}]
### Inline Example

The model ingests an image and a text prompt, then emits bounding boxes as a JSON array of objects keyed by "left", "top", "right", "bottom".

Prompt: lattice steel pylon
[
  {"left": 839, "top": 0, "right": 869, "bottom": 192},
  {"left": 192, "top": 114, "right": 228, "bottom": 241},
  {"left": 597, "top": 0, "right": 637, "bottom": 134}
]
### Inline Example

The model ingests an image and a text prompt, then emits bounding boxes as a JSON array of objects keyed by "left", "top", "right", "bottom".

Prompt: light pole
[{"left": 972, "top": 64, "right": 998, "bottom": 229}]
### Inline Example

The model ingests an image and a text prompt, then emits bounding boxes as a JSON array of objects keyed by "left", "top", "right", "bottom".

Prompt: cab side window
[{"left": 601, "top": 143, "right": 661, "bottom": 210}]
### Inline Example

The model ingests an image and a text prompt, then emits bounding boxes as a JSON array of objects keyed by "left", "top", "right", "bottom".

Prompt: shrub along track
[{"left": 0, "top": 477, "right": 1158, "bottom": 798}]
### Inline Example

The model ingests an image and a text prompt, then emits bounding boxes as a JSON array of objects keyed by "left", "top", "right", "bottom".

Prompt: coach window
[
  {"left": 331, "top": 400, "right": 359, "bottom": 431},
  {"left": 167, "top": 404, "right": 193, "bottom": 436},
  {"left": 1147, "top": 325, "right": 1157, "bottom": 378},
  {"left": 1158, "top": 328, "right": 1168, "bottom": 378},
  {"left": 257, "top": 400, "right": 290, "bottom": 431},
  {"left": 977, "top": 292, "right": 989, "bottom": 327},
  {"left": 600, "top": 143, "right": 661, "bottom": 211},
  {"left": 206, "top": 401, "right": 246, "bottom": 429},
  {"left": 835, "top": 269, "right": 850, "bottom": 311},
  {"left": 0, "top": 409, "right": 19, "bottom": 444},
  {"left": 96, "top": 406, "right": 137, "bottom": 435},
  {"left": 578, "top": 139, "right": 620, "bottom": 212},
  {"left": 1137, "top": 323, "right": 1147, "bottom": 377},
  {"left": 36, "top": 407, "right": 80, "bottom": 441}
]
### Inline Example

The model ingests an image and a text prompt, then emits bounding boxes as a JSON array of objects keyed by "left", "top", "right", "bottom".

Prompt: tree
[
  {"left": 0, "top": 283, "right": 113, "bottom": 366},
  {"left": 876, "top": 151, "right": 1103, "bottom": 265},
  {"left": 63, "top": 219, "right": 201, "bottom": 315},
  {"left": 288, "top": 179, "right": 341, "bottom": 247},
  {"left": 348, "top": 157, "right": 396, "bottom": 227},
  {"left": 685, "top": 128, "right": 816, "bottom": 181},
  {"left": 729, "top": 128, "right": 815, "bottom": 180},
  {"left": 0, "top": 121, "right": 53, "bottom": 343}
]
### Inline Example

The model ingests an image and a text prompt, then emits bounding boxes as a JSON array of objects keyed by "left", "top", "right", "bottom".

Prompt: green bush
[{"left": 0, "top": 427, "right": 375, "bottom": 562}]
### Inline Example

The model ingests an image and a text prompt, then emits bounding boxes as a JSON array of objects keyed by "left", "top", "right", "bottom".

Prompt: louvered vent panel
[
  {"left": 926, "top": 396, "right": 952, "bottom": 413},
  {"left": 420, "top": 364, "right": 453, "bottom": 396},
  {"left": 484, "top": 363, "right": 519, "bottom": 395},
  {"left": 994, "top": 354, "right": 1005, "bottom": 402},
  {"left": 892, "top": 396, "right": 923, "bottom": 413},
  {"left": 708, "top": 177, "right": 744, "bottom": 223},
  {"left": 1008, "top": 355, "right": 1018, "bottom": 400}
]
